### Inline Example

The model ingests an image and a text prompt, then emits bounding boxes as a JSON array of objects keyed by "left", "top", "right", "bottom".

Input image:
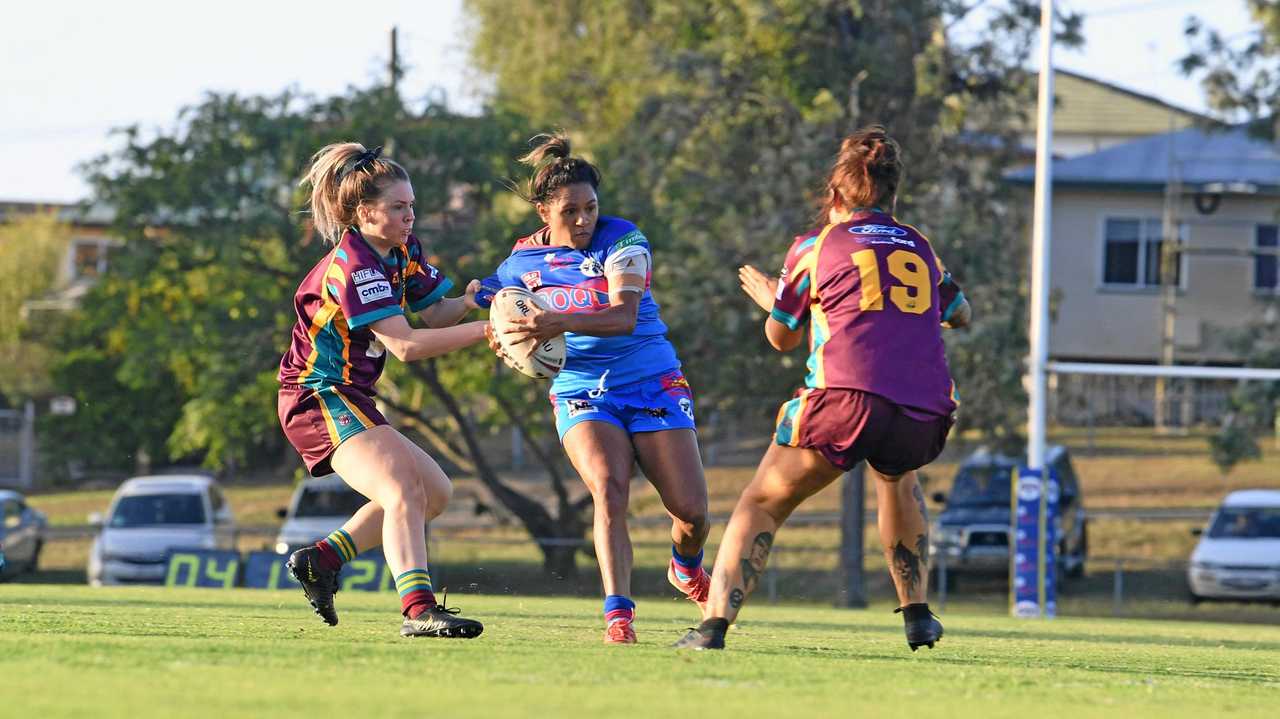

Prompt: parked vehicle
[
  {"left": 929, "top": 445, "right": 1088, "bottom": 589},
  {"left": 274, "top": 475, "right": 366, "bottom": 555},
  {"left": 1187, "top": 489, "right": 1280, "bottom": 604},
  {"left": 87, "top": 475, "right": 236, "bottom": 586},
  {"left": 0, "top": 489, "right": 48, "bottom": 579}
]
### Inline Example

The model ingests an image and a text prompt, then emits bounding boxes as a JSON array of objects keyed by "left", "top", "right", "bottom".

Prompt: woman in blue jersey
[{"left": 478, "top": 134, "right": 710, "bottom": 644}]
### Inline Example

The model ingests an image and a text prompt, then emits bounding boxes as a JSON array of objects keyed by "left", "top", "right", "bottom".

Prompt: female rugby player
[
  {"left": 278, "top": 142, "right": 486, "bottom": 638},
  {"left": 677, "top": 126, "right": 970, "bottom": 651},
  {"left": 478, "top": 134, "right": 711, "bottom": 644}
]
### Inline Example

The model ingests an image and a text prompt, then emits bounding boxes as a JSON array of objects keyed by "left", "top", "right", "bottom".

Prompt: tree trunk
[{"left": 407, "top": 360, "right": 590, "bottom": 577}]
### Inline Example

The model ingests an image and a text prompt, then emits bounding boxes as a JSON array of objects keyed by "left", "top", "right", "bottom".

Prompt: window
[
  {"left": 1255, "top": 224, "right": 1279, "bottom": 291},
  {"left": 72, "top": 241, "right": 103, "bottom": 279},
  {"left": 1102, "top": 217, "right": 1184, "bottom": 288}
]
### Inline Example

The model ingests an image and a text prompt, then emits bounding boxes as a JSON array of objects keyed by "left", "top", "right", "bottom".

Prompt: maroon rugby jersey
[
  {"left": 278, "top": 228, "right": 452, "bottom": 395},
  {"left": 770, "top": 210, "right": 961, "bottom": 418}
]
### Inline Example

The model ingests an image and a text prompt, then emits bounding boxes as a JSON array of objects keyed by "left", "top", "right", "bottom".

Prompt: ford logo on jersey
[{"left": 849, "top": 224, "right": 908, "bottom": 237}]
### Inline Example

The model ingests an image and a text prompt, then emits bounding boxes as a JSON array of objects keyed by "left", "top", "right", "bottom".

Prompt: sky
[{"left": 0, "top": 0, "right": 1261, "bottom": 203}]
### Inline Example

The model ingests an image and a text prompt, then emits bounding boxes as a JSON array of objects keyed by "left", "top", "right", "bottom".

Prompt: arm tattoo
[{"left": 738, "top": 531, "right": 774, "bottom": 596}]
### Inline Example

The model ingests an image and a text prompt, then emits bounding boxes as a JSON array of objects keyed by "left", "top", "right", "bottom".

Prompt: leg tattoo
[
  {"left": 891, "top": 537, "right": 927, "bottom": 595},
  {"left": 729, "top": 588, "right": 744, "bottom": 608},
  {"left": 738, "top": 532, "right": 774, "bottom": 596}
]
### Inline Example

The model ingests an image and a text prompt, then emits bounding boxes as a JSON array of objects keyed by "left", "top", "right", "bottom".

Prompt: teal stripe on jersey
[
  {"left": 409, "top": 277, "right": 454, "bottom": 313},
  {"left": 775, "top": 395, "right": 804, "bottom": 444},
  {"left": 770, "top": 307, "right": 803, "bottom": 331},
  {"left": 803, "top": 317, "right": 830, "bottom": 387},
  {"left": 347, "top": 305, "right": 402, "bottom": 330},
  {"left": 793, "top": 275, "right": 810, "bottom": 296},
  {"left": 794, "top": 235, "right": 818, "bottom": 254},
  {"left": 941, "top": 291, "right": 966, "bottom": 323},
  {"left": 335, "top": 248, "right": 349, "bottom": 263}
]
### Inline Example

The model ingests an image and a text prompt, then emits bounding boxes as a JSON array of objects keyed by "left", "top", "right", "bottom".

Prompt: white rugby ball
[{"left": 489, "top": 287, "right": 567, "bottom": 380}]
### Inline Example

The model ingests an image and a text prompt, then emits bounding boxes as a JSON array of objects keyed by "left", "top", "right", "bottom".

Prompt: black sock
[
  {"left": 900, "top": 603, "right": 932, "bottom": 623},
  {"left": 698, "top": 617, "right": 729, "bottom": 635}
]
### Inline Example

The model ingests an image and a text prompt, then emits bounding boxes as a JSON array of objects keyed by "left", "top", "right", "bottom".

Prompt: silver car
[
  {"left": 0, "top": 489, "right": 48, "bottom": 579},
  {"left": 274, "top": 475, "right": 367, "bottom": 555},
  {"left": 87, "top": 475, "right": 236, "bottom": 585}
]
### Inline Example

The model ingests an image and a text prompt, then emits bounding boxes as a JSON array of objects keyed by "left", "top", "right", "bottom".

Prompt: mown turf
[{"left": 1, "top": 585, "right": 1276, "bottom": 718}]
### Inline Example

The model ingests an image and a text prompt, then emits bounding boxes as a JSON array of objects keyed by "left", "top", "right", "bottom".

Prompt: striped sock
[
  {"left": 603, "top": 594, "right": 635, "bottom": 625},
  {"left": 671, "top": 546, "right": 704, "bottom": 581},
  {"left": 315, "top": 529, "right": 357, "bottom": 571},
  {"left": 396, "top": 568, "right": 437, "bottom": 618}
]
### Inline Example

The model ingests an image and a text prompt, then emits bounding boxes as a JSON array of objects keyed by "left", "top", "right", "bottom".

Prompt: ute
[{"left": 928, "top": 445, "right": 1088, "bottom": 590}]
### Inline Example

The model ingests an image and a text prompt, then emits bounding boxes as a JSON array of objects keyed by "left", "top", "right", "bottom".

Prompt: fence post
[
  {"left": 1112, "top": 558, "right": 1124, "bottom": 616},
  {"left": 19, "top": 400, "right": 34, "bottom": 489},
  {"left": 936, "top": 553, "right": 948, "bottom": 611},
  {"left": 838, "top": 462, "right": 868, "bottom": 608}
]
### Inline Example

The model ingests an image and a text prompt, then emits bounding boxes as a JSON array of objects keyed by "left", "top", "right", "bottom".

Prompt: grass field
[{"left": 2, "top": 585, "right": 1277, "bottom": 718}]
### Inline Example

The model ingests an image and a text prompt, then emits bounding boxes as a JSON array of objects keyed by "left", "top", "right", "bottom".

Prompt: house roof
[
  {"left": 1006, "top": 125, "right": 1280, "bottom": 193},
  {"left": 1049, "top": 69, "right": 1211, "bottom": 137}
]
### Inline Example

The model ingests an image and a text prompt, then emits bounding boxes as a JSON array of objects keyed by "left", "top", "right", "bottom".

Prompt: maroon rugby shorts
[
  {"left": 774, "top": 388, "right": 952, "bottom": 474},
  {"left": 278, "top": 384, "right": 388, "bottom": 475}
]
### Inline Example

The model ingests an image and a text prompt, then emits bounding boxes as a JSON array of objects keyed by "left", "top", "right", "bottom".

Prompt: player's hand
[
  {"left": 463, "top": 279, "right": 482, "bottom": 310},
  {"left": 483, "top": 322, "right": 504, "bottom": 355},
  {"left": 502, "top": 304, "right": 565, "bottom": 345},
  {"left": 739, "top": 265, "right": 778, "bottom": 312}
]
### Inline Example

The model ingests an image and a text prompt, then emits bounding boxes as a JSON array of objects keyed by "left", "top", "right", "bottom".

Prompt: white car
[
  {"left": 0, "top": 490, "right": 48, "bottom": 579},
  {"left": 88, "top": 475, "right": 236, "bottom": 586},
  {"left": 1188, "top": 489, "right": 1280, "bottom": 603},
  {"left": 274, "top": 475, "right": 367, "bottom": 555}
]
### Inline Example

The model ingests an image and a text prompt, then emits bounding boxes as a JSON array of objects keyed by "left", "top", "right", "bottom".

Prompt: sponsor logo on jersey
[
  {"left": 679, "top": 397, "right": 694, "bottom": 421},
  {"left": 643, "top": 407, "right": 669, "bottom": 419},
  {"left": 357, "top": 280, "right": 393, "bottom": 304},
  {"left": 613, "top": 230, "right": 647, "bottom": 250},
  {"left": 351, "top": 268, "right": 385, "bottom": 284},
  {"left": 565, "top": 399, "right": 598, "bottom": 418},
  {"left": 537, "top": 286, "right": 608, "bottom": 312},
  {"left": 337, "top": 413, "right": 353, "bottom": 427},
  {"left": 521, "top": 270, "right": 543, "bottom": 290},
  {"left": 579, "top": 256, "right": 605, "bottom": 277},
  {"left": 849, "top": 224, "right": 908, "bottom": 237},
  {"left": 544, "top": 252, "right": 578, "bottom": 270}
]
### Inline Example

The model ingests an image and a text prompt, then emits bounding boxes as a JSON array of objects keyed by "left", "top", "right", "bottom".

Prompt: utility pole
[
  {"left": 389, "top": 26, "right": 401, "bottom": 95},
  {"left": 1155, "top": 115, "right": 1182, "bottom": 433}
]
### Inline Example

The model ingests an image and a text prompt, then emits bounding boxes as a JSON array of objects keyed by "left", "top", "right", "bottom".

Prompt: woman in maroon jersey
[
  {"left": 277, "top": 142, "right": 486, "bottom": 638},
  {"left": 677, "top": 126, "right": 971, "bottom": 651}
]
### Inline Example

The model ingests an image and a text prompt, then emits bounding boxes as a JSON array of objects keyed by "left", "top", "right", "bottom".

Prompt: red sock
[
  {"left": 313, "top": 541, "right": 343, "bottom": 572},
  {"left": 401, "top": 589, "right": 437, "bottom": 618}
]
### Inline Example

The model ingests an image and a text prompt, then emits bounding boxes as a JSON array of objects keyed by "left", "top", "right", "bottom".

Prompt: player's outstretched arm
[
  {"left": 370, "top": 314, "right": 487, "bottom": 362},
  {"left": 417, "top": 279, "right": 482, "bottom": 328}
]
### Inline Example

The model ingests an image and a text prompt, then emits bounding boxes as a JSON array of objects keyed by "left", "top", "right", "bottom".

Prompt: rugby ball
[{"left": 489, "top": 287, "right": 567, "bottom": 380}]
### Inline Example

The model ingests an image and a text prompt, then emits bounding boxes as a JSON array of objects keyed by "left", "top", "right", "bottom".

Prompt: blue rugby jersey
[{"left": 476, "top": 216, "right": 681, "bottom": 396}]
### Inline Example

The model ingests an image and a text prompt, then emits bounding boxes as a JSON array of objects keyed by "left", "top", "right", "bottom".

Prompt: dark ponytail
[
  {"left": 514, "top": 133, "right": 602, "bottom": 205},
  {"left": 819, "top": 125, "right": 903, "bottom": 222}
]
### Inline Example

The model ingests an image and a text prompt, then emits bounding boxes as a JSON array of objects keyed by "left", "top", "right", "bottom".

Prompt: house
[
  {"left": 1021, "top": 70, "right": 1211, "bottom": 158},
  {"left": 0, "top": 201, "right": 119, "bottom": 317},
  {"left": 1008, "top": 125, "right": 1280, "bottom": 423}
]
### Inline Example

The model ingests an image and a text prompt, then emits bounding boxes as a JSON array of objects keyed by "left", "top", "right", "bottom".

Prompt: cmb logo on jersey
[{"left": 357, "top": 280, "right": 393, "bottom": 304}]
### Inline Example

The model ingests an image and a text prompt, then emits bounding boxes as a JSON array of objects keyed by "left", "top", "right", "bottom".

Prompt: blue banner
[
  {"left": 240, "top": 550, "right": 394, "bottom": 592},
  {"left": 1011, "top": 466, "right": 1059, "bottom": 618},
  {"left": 1011, "top": 466, "right": 1043, "bottom": 618},
  {"left": 164, "top": 549, "right": 242, "bottom": 588},
  {"left": 1043, "top": 473, "right": 1059, "bottom": 618}
]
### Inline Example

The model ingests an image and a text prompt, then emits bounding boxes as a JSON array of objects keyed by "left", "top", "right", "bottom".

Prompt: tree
[
  {"left": 51, "top": 85, "right": 593, "bottom": 575},
  {"left": 1182, "top": 0, "right": 1280, "bottom": 137},
  {"left": 465, "top": 0, "right": 1080, "bottom": 446},
  {"left": 0, "top": 211, "right": 72, "bottom": 401}
]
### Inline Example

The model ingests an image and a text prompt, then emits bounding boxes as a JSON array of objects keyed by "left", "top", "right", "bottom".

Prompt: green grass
[{"left": 1, "top": 585, "right": 1277, "bottom": 718}]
